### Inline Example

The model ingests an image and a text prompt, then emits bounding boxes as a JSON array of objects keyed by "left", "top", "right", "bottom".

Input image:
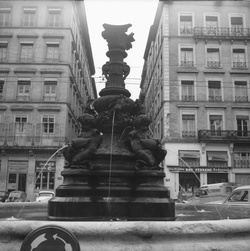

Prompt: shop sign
[
  {"left": 8, "top": 161, "right": 28, "bottom": 173},
  {"left": 169, "top": 166, "right": 228, "bottom": 173},
  {"left": 20, "top": 225, "right": 80, "bottom": 251},
  {"left": 35, "top": 161, "right": 56, "bottom": 172}
]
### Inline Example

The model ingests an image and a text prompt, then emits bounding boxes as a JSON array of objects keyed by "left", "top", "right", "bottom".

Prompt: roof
[{"left": 234, "top": 185, "right": 250, "bottom": 191}]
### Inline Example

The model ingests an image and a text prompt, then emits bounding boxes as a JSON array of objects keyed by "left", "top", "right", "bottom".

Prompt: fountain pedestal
[{"left": 48, "top": 23, "right": 175, "bottom": 221}]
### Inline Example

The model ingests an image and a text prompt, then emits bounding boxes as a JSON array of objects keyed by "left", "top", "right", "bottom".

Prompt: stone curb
[{"left": 0, "top": 219, "right": 250, "bottom": 250}]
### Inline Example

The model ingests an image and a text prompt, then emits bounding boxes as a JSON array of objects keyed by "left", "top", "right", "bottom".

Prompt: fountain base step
[
  {"left": 49, "top": 167, "right": 175, "bottom": 221},
  {"left": 48, "top": 197, "right": 175, "bottom": 221}
]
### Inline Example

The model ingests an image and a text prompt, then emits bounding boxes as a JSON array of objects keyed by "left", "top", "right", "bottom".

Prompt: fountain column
[{"left": 48, "top": 24, "right": 175, "bottom": 221}]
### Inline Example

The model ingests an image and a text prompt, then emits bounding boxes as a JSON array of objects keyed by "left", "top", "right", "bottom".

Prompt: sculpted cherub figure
[
  {"left": 63, "top": 114, "right": 102, "bottom": 167},
  {"left": 129, "top": 115, "right": 167, "bottom": 169}
]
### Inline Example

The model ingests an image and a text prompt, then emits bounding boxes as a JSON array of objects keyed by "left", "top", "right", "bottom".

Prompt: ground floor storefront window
[
  {"left": 179, "top": 172, "right": 200, "bottom": 200},
  {"left": 35, "top": 161, "right": 55, "bottom": 190},
  {"left": 207, "top": 173, "right": 228, "bottom": 184},
  {"left": 235, "top": 174, "right": 250, "bottom": 186}
]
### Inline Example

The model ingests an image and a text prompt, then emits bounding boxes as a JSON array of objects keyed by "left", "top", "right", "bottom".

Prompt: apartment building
[
  {"left": 140, "top": 0, "right": 250, "bottom": 199},
  {"left": 0, "top": 0, "right": 96, "bottom": 201}
]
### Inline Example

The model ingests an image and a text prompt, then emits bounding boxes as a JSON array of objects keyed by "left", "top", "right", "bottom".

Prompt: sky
[{"left": 84, "top": 0, "right": 159, "bottom": 100}]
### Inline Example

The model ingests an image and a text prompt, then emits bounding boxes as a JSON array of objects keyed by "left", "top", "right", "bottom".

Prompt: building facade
[
  {"left": 0, "top": 0, "right": 96, "bottom": 201},
  {"left": 140, "top": 0, "right": 250, "bottom": 199}
]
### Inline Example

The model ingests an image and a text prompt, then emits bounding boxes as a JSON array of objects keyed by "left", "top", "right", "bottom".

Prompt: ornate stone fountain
[{"left": 48, "top": 24, "right": 175, "bottom": 221}]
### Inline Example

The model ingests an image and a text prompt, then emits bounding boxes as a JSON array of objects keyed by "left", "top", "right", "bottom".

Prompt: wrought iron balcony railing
[
  {"left": 209, "top": 96, "right": 222, "bottom": 102},
  {"left": 193, "top": 27, "right": 250, "bottom": 39},
  {"left": 0, "top": 135, "right": 67, "bottom": 147},
  {"left": 234, "top": 159, "right": 250, "bottom": 169},
  {"left": 235, "top": 96, "right": 248, "bottom": 102},
  {"left": 182, "top": 131, "right": 196, "bottom": 138},
  {"left": 198, "top": 130, "right": 250, "bottom": 142},
  {"left": 194, "top": 27, "right": 250, "bottom": 39},
  {"left": 181, "top": 95, "right": 195, "bottom": 101},
  {"left": 233, "top": 62, "right": 247, "bottom": 68},
  {"left": 0, "top": 123, "right": 69, "bottom": 147},
  {"left": 180, "top": 61, "right": 194, "bottom": 67},
  {"left": 207, "top": 61, "right": 221, "bottom": 68}
]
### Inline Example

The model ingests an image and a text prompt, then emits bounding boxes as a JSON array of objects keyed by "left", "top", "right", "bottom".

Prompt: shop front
[
  {"left": 7, "top": 161, "right": 28, "bottom": 192},
  {"left": 168, "top": 166, "right": 229, "bottom": 201}
]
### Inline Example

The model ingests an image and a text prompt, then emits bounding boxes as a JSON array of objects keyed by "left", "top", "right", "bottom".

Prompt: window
[
  {"left": 180, "top": 48, "right": 194, "bottom": 66},
  {"left": 235, "top": 81, "right": 248, "bottom": 102},
  {"left": 236, "top": 115, "right": 249, "bottom": 137},
  {"left": 0, "top": 42, "right": 8, "bottom": 62},
  {"left": 209, "top": 115, "right": 222, "bottom": 136},
  {"left": 35, "top": 161, "right": 55, "bottom": 190},
  {"left": 182, "top": 114, "right": 195, "bottom": 137},
  {"left": 23, "top": 8, "right": 36, "bottom": 27},
  {"left": 205, "top": 16, "right": 218, "bottom": 35},
  {"left": 0, "top": 79, "right": 4, "bottom": 95},
  {"left": 17, "top": 79, "right": 30, "bottom": 97},
  {"left": 232, "top": 49, "right": 246, "bottom": 68},
  {"left": 205, "top": 16, "right": 218, "bottom": 28},
  {"left": 180, "top": 15, "right": 193, "bottom": 35},
  {"left": 0, "top": 8, "right": 11, "bottom": 27},
  {"left": 8, "top": 173, "right": 16, "bottom": 184},
  {"left": 230, "top": 16, "right": 244, "bottom": 36},
  {"left": 20, "top": 42, "right": 33, "bottom": 62},
  {"left": 228, "top": 190, "right": 248, "bottom": 202},
  {"left": 44, "top": 80, "right": 56, "bottom": 96},
  {"left": 42, "top": 115, "right": 55, "bottom": 136},
  {"left": 44, "top": 79, "right": 57, "bottom": 101},
  {"left": 46, "top": 43, "right": 59, "bottom": 62},
  {"left": 48, "top": 9, "right": 61, "bottom": 27},
  {"left": 208, "top": 81, "right": 222, "bottom": 101},
  {"left": 15, "top": 115, "right": 27, "bottom": 134},
  {"left": 234, "top": 150, "right": 250, "bottom": 168},
  {"left": 181, "top": 80, "right": 194, "bottom": 101},
  {"left": 207, "top": 48, "right": 220, "bottom": 68}
]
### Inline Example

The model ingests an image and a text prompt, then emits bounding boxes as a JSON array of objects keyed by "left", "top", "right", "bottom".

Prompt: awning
[
  {"left": 179, "top": 151, "right": 200, "bottom": 159},
  {"left": 207, "top": 151, "right": 228, "bottom": 161}
]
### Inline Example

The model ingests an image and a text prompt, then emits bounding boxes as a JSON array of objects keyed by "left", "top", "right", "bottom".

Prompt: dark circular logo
[{"left": 20, "top": 225, "right": 80, "bottom": 251}]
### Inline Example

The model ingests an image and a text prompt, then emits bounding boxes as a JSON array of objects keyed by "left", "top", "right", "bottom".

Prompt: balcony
[
  {"left": 182, "top": 95, "right": 195, "bottom": 101},
  {"left": 235, "top": 96, "right": 248, "bottom": 102},
  {"left": 198, "top": 130, "right": 250, "bottom": 143},
  {"left": 234, "top": 159, "right": 250, "bottom": 169},
  {"left": 1, "top": 135, "right": 67, "bottom": 147},
  {"left": 233, "top": 62, "right": 247, "bottom": 68},
  {"left": 194, "top": 27, "right": 250, "bottom": 40},
  {"left": 209, "top": 96, "right": 222, "bottom": 102},
  {"left": 207, "top": 61, "right": 221, "bottom": 68},
  {"left": 0, "top": 123, "right": 68, "bottom": 147},
  {"left": 182, "top": 131, "right": 196, "bottom": 138},
  {"left": 180, "top": 61, "right": 194, "bottom": 67}
]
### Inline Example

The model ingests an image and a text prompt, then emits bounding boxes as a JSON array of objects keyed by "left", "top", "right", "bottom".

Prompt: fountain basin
[{"left": 1, "top": 219, "right": 250, "bottom": 251}]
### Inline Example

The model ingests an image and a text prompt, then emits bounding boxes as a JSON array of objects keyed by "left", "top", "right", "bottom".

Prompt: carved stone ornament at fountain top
[{"left": 102, "top": 23, "right": 135, "bottom": 51}]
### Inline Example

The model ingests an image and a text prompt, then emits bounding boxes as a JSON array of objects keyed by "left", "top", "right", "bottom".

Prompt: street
[{"left": 0, "top": 202, "right": 249, "bottom": 221}]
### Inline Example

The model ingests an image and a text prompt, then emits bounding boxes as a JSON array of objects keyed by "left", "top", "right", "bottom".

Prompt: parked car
[
  {"left": 5, "top": 191, "right": 27, "bottom": 202},
  {"left": 222, "top": 185, "right": 250, "bottom": 206},
  {"left": 35, "top": 191, "right": 55, "bottom": 202},
  {"left": 0, "top": 191, "right": 9, "bottom": 202},
  {"left": 186, "top": 182, "right": 239, "bottom": 204},
  {"left": 205, "top": 185, "right": 250, "bottom": 205}
]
